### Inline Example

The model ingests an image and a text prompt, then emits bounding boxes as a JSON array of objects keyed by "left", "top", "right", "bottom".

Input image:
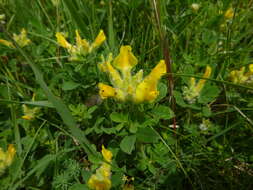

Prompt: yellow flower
[
  {"left": 91, "top": 30, "right": 106, "bottom": 50},
  {"left": 183, "top": 65, "right": 212, "bottom": 103},
  {"left": 22, "top": 104, "right": 40, "bottom": 120},
  {"left": 56, "top": 30, "right": 106, "bottom": 61},
  {"left": 88, "top": 172, "right": 111, "bottom": 190},
  {"left": 113, "top": 46, "right": 138, "bottom": 73},
  {"left": 0, "top": 28, "right": 31, "bottom": 48},
  {"left": 134, "top": 60, "right": 166, "bottom": 103},
  {"left": 13, "top": 28, "right": 31, "bottom": 47},
  {"left": 98, "top": 45, "right": 166, "bottom": 103},
  {"left": 224, "top": 8, "right": 234, "bottom": 19},
  {"left": 230, "top": 65, "right": 253, "bottom": 84},
  {"left": 88, "top": 145, "right": 113, "bottom": 190},
  {"left": 75, "top": 30, "right": 90, "bottom": 53},
  {"left": 55, "top": 32, "right": 72, "bottom": 49},
  {"left": 102, "top": 145, "right": 113, "bottom": 163},
  {"left": 0, "top": 144, "right": 16, "bottom": 175},
  {"left": 0, "top": 39, "right": 14, "bottom": 48}
]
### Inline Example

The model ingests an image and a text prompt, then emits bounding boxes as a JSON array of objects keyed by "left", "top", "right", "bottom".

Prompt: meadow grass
[{"left": 0, "top": 0, "right": 253, "bottom": 189}]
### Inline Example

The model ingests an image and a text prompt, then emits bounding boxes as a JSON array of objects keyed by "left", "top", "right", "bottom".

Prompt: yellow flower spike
[
  {"left": 91, "top": 30, "right": 106, "bottom": 50},
  {"left": 0, "top": 39, "right": 14, "bottom": 48},
  {"left": 195, "top": 65, "right": 212, "bottom": 94},
  {"left": 134, "top": 60, "right": 166, "bottom": 103},
  {"left": 224, "top": 8, "right": 234, "bottom": 19},
  {"left": 102, "top": 145, "right": 113, "bottom": 163},
  {"left": 13, "top": 28, "right": 31, "bottom": 47},
  {"left": 56, "top": 32, "right": 72, "bottom": 49},
  {"left": 75, "top": 30, "right": 89, "bottom": 53},
  {"left": 113, "top": 46, "right": 138, "bottom": 73}
]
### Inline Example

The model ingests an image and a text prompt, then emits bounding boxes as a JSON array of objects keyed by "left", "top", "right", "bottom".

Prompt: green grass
[{"left": 0, "top": 0, "right": 253, "bottom": 189}]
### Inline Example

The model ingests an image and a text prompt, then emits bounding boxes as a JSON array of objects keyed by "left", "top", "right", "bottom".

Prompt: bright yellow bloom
[
  {"left": 92, "top": 30, "right": 106, "bottom": 49},
  {"left": 56, "top": 32, "right": 71, "bottom": 49},
  {"left": 134, "top": 60, "right": 166, "bottom": 103},
  {"left": 56, "top": 30, "right": 106, "bottom": 61},
  {"left": 0, "top": 144, "right": 16, "bottom": 175},
  {"left": 183, "top": 65, "right": 212, "bottom": 103},
  {"left": 113, "top": 46, "right": 138, "bottom": 73},
  {"left": 98, "top": 45, "right": 166, "bottom": 103},
  {"left": 102, "top": 145, "right": 113, "bottom": 163},
  {"left": 224, "top": 8, "right": 234, "bottom": 19},
  {"left": 88, "top": 145, "right": 113, "bottom": 190}
]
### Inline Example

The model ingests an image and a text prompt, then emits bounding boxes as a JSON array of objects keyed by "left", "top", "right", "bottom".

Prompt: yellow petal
[
  {"left": 147, "top": 60, "right": 167, "bottom": 80},
  {"left": 56, "top": 32, "right": 71, "bottom": 49},
  {"left": 88, "top": 174, "right": 111, "bottom": 190},
  {"left": 134, "top": 60, "right": 166, "bottom": 103},
  {"left": 92, "top": 30, "right": 106, "bottom": 49},
  {"left": 0, "top": 39, "right": 14, "bottom": 48},
  {"left": 22, "top": 115, "right": 33, "bottom": 120},
  {"left": 5, "top": 144, "right": 16, "bottom": 166},
  {"left": 195, "top": 65, "right": 212, "bottom": 93},
  {"left": 249, "top": 64, "right": 253, "bottom": 73},
  {"left": 98, "top": 83, "right": 117, "bottom": 99},
  {"left": 113, "top": 45, "right": 138, "bottom": 72},
  {"left": 102, "top": 145, "right": 113, "bottom": 163},
  {"left": 75, "top": 30, "right": 89, "bottom": 53},
  {"left": 106, "top": 62, "right": 123, "bottom": 88},
  {"left": 224, "top": 8, "right": 234, "bottom": 19}
]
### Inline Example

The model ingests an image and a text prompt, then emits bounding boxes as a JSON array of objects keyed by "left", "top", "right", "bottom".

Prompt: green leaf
[
  {"left": 137, "top": 127, "right": 159, "bottom": 143},
  {"left": 110, "top": 112, "right": 128, "bottom": 123},
  {"left": 129, "top": 122, "right": 139, "bottom": 133},
  {"left": 151, "top": 105, "right": 174, "bottom": 120},
  {"left": 120, "top": 135, "right": 136, "bottom": 154},
  {"left": 156, "top": 82, "right": 167, "bottom": 101},
  {"left": 62, "top": 81, "right": 80, "bottom": 91},
  {"left": 198, "top": 84, "right": 220, "bottom": 104}
]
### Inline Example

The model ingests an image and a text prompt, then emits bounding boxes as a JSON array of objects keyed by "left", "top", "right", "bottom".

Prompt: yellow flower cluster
[
  {"left": 224, "top": 8, "right": 234, "bottom": 20},
  {"left": 229, "top": 64, "right": 253, "bottom": 84},
  {"left": 22, "top": 104, "right": 40, "bottom": 120},
  {"left": 98, "top": 45, "right": 167, "bottom": 103},
  {"left": 0, "top": 28, "right": 31, "bottom": 48},
  {"left": 88, "top": 145, "right": 113, "bottom": 190},
  {"left": 183, "top": 66, "right": 212, "bottom": 103},
  {"left": 0, "top": 144, "right": 16, "bottom": 175},
  {"left": 56, "top": 30, "right": 106, "bottom": 61}
]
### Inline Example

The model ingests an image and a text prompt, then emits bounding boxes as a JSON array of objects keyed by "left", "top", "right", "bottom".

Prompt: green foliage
[{"left": 0, "top": 0, "right": 253, "bottom": 189}]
